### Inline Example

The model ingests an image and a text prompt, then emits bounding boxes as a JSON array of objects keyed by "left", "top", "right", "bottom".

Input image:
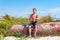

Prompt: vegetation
[
  {"left": 0, "top": 14, "right": 53, "bottom": 40},
  {"left": 0, "top": 35, "right": 4, "bottom": 40}
]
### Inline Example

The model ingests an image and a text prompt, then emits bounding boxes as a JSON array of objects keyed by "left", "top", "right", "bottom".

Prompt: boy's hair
[{"left": 33, "top": 8, "right": 37, "bottom": 11}]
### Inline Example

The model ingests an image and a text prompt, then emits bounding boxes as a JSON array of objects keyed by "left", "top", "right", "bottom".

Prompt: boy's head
[{"left": 33, "top": 8, "right": 37, "bottom": 13}]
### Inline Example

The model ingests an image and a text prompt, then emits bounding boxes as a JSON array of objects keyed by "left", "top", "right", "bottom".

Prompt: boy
[{"left": 28, "top": 8, "right": 39, "bottom": 37}]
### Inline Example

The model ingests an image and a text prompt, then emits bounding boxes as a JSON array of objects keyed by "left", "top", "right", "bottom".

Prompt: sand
[{"left": 4, "top": 36, "right": 60, "bottom": 40}]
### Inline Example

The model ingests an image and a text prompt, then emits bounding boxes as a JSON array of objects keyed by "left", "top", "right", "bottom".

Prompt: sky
[{"left": 0, "top": 0, "right": 60, "bottom": 18}]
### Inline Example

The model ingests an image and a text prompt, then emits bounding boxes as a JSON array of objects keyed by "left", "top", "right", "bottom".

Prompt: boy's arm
[{"left": 36, "top": 15, "right": 39, "bottom": 20}]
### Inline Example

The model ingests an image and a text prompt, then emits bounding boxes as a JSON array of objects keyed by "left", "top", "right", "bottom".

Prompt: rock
[
  {"left": 9, "top": 22, "right": 60, "bottom": 35},
  {"left": 9, "top": 24, "right": 28, "bottom": 35}
]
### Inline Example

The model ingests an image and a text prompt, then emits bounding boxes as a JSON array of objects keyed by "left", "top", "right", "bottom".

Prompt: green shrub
[
  {"left": 12, "top": 30, "right": 20, "bottom": 37},
  {"left": 20, "top": 34, "right": 27, "bottom": 40},
  {"left": 51, "top": 33, "right": 60, "bottom": 36},
  {"left": 0, "top": 35, "right": 4, "bottom": 40}
]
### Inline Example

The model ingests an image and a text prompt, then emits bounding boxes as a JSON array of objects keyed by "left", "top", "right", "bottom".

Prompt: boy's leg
[
  {"left": 34, "top": 25, "right": 37, "bottom": 37},
  {"left": 28, "top": 26, "right": 32, "bottom": 37}
]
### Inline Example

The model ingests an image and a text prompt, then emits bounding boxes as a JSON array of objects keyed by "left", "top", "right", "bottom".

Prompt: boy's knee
[
  {"left": 35, "top": 25, "right": 37, "bottom": 28},
  {"left": 28, "top": 26, "right": 31, "bottom": 29}
]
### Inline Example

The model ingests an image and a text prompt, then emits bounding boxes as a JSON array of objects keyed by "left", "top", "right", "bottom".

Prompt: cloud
[
  {"left": 40, "top": 8, "right": 60, "bottom": 14},
  {"left": 39, "top": 8, "right": 60, "bottom": 18},
  {"left": 47, "top": 8, "right": 60, "bottom": 13}
]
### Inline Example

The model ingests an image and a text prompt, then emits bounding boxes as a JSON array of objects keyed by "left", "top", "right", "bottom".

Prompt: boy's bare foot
[{"left": 34, "top": 34, "right": 36, "bottom": 37}]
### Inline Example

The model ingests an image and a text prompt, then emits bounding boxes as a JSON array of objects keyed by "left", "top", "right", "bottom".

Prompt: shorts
[{"left": 29, "top": 21, "right": 38, "bottom": 28}]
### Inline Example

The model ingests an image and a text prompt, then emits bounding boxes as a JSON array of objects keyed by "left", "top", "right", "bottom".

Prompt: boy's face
[{"left": 33, "top": 9, "right": 37, "bottom": 13}]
